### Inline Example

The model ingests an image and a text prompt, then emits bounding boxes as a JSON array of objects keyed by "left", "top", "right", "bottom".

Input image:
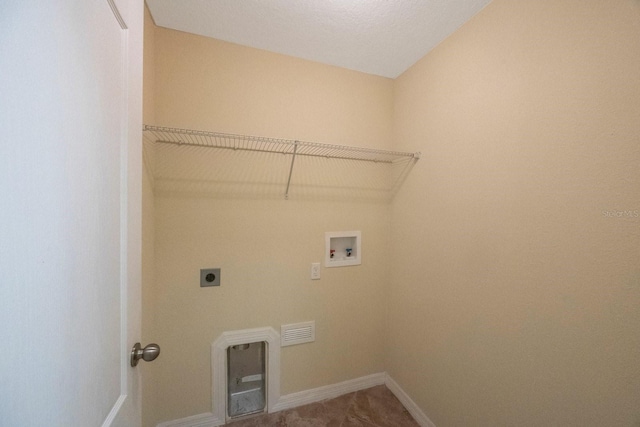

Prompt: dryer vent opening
[{"left": 227, "top": 341, "right": 266, "bottom": 419}]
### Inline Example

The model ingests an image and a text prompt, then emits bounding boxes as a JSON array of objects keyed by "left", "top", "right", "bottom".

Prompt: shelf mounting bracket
[{"left": 284, "top": 141, "right": 298, "bottom": 200}]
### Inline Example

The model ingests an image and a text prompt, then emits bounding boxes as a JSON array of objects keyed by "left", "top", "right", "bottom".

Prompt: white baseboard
[
  {"left": 271, "top": 372, "right": 386, "bottom": 412},
  {"left": 156, "top": 372, "right": 436, "bottom": 427},
  {"left": 156, "top": 412, "right": 223, "bottom": 427},
  {"left": 385, "top": 374, "right": 436, "bottom": 427}
]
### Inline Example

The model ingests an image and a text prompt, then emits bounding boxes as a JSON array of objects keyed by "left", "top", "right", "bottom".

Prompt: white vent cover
[{"left": 281, "top": 321, "right": 315, "bottom": 347}]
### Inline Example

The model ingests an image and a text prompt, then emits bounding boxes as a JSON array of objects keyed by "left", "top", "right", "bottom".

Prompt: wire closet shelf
[
  {"left": 143, "top": 125, "right": 420, "bottom": 163},
  {"left": 143, "top": 125, "right": 420, "bottom": 199}
]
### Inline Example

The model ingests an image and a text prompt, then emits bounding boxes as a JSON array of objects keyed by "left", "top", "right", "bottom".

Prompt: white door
[{"left": 0, "top": 0, "right": 143, "bottom": 426}]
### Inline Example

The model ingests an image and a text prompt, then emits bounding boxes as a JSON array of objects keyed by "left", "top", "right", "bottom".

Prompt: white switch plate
[{"left": 311, "top": 262, "right": 320, "bottom": 280}]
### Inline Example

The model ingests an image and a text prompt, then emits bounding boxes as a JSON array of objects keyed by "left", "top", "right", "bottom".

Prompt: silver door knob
[{"left": 130, "top": 342, "right": 160, "bottom": 367}]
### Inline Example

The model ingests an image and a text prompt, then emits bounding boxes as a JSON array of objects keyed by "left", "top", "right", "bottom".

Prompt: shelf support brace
[{"left": 284, "top": 141, "right": 299, "bottom": 200}]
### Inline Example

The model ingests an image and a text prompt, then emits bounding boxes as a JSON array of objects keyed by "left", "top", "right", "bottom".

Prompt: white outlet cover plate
[{"left": 311, "top": 262, "right": 320, "bottom": 280}]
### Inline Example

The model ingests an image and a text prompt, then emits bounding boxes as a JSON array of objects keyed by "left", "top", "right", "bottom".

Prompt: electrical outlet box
[{"left": 200, "top": 268, "right": 221, "bottom": 287}]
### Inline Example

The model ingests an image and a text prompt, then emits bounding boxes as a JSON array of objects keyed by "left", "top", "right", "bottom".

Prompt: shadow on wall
[{"left": 143, "top": 139, "right": 417, "bottom": 203}]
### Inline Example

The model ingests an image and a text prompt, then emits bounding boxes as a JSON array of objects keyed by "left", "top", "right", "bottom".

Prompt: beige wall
[
  {"left": 388, "top": 1, "right": 640, "bottom": 426},
  {"left": 152, "top": 28, "right": 393, "bottom": 149},
  {"left": 142, "top": 25, "right": 394, "bottom": 426},
  {"left": 143, "top": 1, "right": 640, "bottom": 426}
]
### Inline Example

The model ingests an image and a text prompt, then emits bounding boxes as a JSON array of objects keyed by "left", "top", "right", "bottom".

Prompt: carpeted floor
[{"left": 227, "top": 385, "right": 420, "bottom": 426}]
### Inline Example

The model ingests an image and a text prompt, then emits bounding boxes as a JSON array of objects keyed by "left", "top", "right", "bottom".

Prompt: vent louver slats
[{"left": 281, "top": 321, "right": 315, "bottom": 347}]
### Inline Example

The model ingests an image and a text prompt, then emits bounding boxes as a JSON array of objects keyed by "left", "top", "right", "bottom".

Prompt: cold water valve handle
[{"left": 130, "top": 342, "right": 161, "bottom": 367}]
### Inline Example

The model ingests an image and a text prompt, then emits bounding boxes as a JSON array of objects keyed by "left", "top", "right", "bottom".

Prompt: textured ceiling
[{"left": 146, "top": 0, "right": 492, "bottom": 79}]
